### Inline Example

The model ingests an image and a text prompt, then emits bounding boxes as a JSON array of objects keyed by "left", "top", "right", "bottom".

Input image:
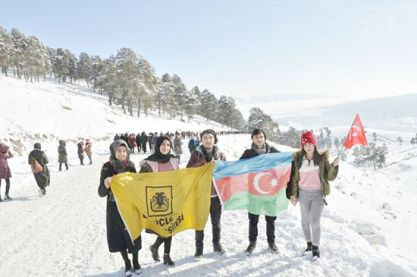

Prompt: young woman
[
  {"left": 139, "top": 135, "right": 179, "bottom": 266},
  {"left": 98, "top": 139, "right": 142, "bottom": 276},
  {"left": 0, "top": 143, "right": 13, "bottom": 201},
  {"left": 289, "top": 131, "right": 339, "bottom": 260},
  {"left": 240, "top": 129, "right": 280, "bottom": 255}
]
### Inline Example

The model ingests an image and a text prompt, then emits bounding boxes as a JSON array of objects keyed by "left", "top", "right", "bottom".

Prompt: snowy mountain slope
[{"left": 0, "top": 76, "right": 232, "bottom": 140}]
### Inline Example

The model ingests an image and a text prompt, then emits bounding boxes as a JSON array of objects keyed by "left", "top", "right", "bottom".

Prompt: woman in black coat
[{"left": 98, "top": 139, "right": 142, "bottom": 276}]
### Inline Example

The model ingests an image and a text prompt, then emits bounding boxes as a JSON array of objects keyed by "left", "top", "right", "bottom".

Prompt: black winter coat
[{"left": 98, "top": 161, "right": 141, "bottom": 253}]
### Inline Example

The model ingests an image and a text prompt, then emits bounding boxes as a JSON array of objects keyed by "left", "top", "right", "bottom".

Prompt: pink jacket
[{"left": 0, "top": 143, "right": 13, "bottom": 179}]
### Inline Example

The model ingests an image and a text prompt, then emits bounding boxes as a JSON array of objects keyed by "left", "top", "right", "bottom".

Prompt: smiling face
[
  {"left": 202, "top": 133, "right": 215, "bottom": 150},
  {"left": 303, "top": 143, "right": 315, "bottom": 157},
  {"left": 159, "top": 139, "right": 171, "bottom": 155},
  {"left": 252, "top": 133, "right": 265, "bottom": 148},
  {"left": 115, "top": 145, "right": 128, "bottom": 162}
]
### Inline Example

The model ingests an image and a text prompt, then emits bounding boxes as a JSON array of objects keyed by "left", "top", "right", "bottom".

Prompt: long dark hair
[{"left": 301, "top": 146, "right": 322, "bottom": 167}]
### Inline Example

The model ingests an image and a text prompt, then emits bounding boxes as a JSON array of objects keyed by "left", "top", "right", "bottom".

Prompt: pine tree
[
  {"left": 0, "top": 27, "right": 12, "bottom": 76},
  {"left": 396, "top": 136, "right": 403, "bottom": 145},
  {"left": 115, "top": 48, "right": 140, "bottom": 115},
  {"left": 10, "top": 28, "right": 27, "bottom": 78},
  {"left": 137, "top": 57, "right": 156, "bottom": 116},
  {"left": 248, "top": 107, "right": 279, "bottom": 141},
  {"left": 77, "top": 52, "right": 93, "bottom": 87}
]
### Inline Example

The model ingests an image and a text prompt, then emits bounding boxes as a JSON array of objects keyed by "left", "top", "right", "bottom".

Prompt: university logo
[{"left": 146, "top": 186, "right": 173, "bottom": 217}]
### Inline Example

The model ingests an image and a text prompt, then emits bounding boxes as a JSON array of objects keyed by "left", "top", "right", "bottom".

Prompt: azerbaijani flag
[{"left": 213, "top": 152, "right": 292, "bottom": 216}]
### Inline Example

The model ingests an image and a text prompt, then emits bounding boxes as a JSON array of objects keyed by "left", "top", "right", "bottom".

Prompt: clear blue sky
[{"left": 2, "top": 0, "right": 417, "bottom": 101}]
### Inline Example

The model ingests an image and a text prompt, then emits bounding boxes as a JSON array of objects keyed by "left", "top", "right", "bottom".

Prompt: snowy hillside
[
  {"left": 0, "top": 76, "right": 232, "bottom": 140},
  {"left": 1, "top": 77, "right": 417, "bottom": 276}
]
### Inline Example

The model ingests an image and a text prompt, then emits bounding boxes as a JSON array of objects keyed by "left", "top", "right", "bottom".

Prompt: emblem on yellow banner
[{"left": 146, "top": 186, "right": 173, "bottom": 217}]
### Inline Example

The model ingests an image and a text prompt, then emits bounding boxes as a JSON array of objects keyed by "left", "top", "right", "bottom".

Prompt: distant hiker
[
  {"left": 141, "top": 132, "right": 148, "bottom": 153},
  {"left": 85, "top": 139, "right": 93, "bottom": 164},
  {"left": 127, "top": 134, "right": 137, "bottom": 153},
  {"left": 187, "top": 129, "right": 226, "bottom": 258},
  {"left": 240, "top": 129, "right": 280, "bottom": 255},
  {"left": 139, "top": 136, "right": 179, "bottom": 266},
  {"left": 77, "top": 140, "right": 85, "bottom": 165},
  {"left": 28, "top": 143, "right": 50, "bottom": 196},
  {"left": 187, "top": 134, "right": 200, "bottom": 154},
  {"left": 148, "top": 133, "right": 155, "bottom": 153},
  {"left": 173, "top": 131, "right": 183, "bottom": 158},
  {"left": 135, "top": 133, "right": 142, "bottom": 153},
  {"left": 58, "top": 140, "right": 69, "bottom": 171},
  {"left": 98, "top": 139, "right": 142, "bottom": 276},
  {"left": 0, "top": 143, "right": 13, "bottom": 201},
  {"left": 288, "top": 131, "right": 339, "bottom": 260}
]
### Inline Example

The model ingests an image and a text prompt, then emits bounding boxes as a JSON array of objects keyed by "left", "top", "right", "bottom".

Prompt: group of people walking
[
  {"left": 99, "top": 128, "right": 339, "bottom": 276},
  {"left": 0, "top": 138, "right": 94, "bottom": 199}
]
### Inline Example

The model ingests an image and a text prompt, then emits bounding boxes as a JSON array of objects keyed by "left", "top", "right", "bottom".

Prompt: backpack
[
  {"left": 188, "top": 138, "right": 199, "bottom": 151},
  {"left": 31, "top": 158, "right": 43, "bottom": 173}
]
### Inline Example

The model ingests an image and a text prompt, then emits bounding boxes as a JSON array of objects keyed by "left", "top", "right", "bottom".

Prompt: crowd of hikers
[{"left": 0, "top": 128, "right": 339, "bottom": 276}]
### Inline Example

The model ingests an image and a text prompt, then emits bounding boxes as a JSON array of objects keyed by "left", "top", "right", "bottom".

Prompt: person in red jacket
[{"left": 187, "top": 129, "right": 226, "bottom": 258}]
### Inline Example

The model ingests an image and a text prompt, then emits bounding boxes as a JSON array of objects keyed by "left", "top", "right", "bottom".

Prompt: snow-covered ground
[{"left": 1, "top": 77, "right": 416, "bottom": 276}]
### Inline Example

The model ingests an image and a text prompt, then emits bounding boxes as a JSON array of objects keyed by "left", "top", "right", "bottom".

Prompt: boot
[
  {"left": 303, "top": 241, "right": 313, "bottom": 256},
  {"left": 312, "top": 245, "right": 320, "bottom": 259},
  {"left": 132, "top": 259, "right": 142, "bottom": 274},
  {"left": 194, "top": 246, "right": 203, "bottom": 258},
  {"left": 213, "top": 242, "right": 225, "bottom": 255},
  {"left": 0, "top": 195, "right": 2, "bottom": 202},
  {"left": 150, "top": 245, "right": 160, "bottom": 262},
  {"left": 5, "top": 194, "right": 11, "bottom": 200},
  {"left": 268, "top": 241, "right": 279, "bottom": 253},
  {"left": 163, "top": 254, "right": 175, "bottom": 266},
  {"left": 245, "top": 241, "right": 256, "bottom": 255},
  {"left": 124, "top": 259, "right": 132, "bottom": 276}
]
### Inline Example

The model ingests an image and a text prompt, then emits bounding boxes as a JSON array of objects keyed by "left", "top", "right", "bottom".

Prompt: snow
[
  {"left": 0, "top": 76, "right": 232, "bottom": 140},
  {"left": 1, "top": 77, "right": 416, "bottom": 276}
]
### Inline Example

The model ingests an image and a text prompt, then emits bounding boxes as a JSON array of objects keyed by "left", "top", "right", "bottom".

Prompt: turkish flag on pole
[{"left": 344, "top": 114, "right": 368, "bottom": 149}]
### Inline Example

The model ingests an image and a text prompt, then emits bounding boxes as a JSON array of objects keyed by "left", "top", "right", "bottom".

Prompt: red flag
[{"left": 344, "top": 114, "right": 368, "bottom": 149}]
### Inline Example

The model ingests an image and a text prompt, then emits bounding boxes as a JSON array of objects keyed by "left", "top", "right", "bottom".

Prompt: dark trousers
[
  {"left": 59, "top": 162, "right": 68, "bottom": 171},
  {"left": 195, "top": 196, "right": 222, "bottom": 249},
  {"left": 120, "top": 249, "right": 139, "bottom": 267},
  {"left": 248, "top": 212, "right": 276, "bottom": 243},
  {"left": 153, "top": 236, "right": 173, "bottom": 254},
  {"left": 0, "top": 178, "right": 11, "bottom": 196},
  {"left": 34, "top": 173, "right": 49, "bottom": 190}
]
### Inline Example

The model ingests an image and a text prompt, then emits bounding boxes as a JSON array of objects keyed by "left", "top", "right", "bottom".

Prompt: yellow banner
[{"left": 111, "top": 161, "right": 215, "bottom": 240}]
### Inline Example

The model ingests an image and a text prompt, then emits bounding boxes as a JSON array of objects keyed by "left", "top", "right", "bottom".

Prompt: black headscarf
[{"left": 145, "top": 135, "right": 176, "bottom": 163}]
